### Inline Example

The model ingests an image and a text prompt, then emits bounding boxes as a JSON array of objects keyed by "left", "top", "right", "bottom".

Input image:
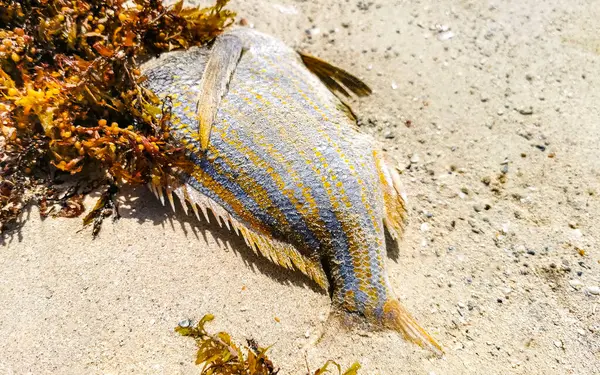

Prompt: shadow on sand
[
  {"left": 115, "top": 185, "right": 327, "bottom": 295},
  {"left": 2, "top": 184, "right": 403, "bottom": 296}
]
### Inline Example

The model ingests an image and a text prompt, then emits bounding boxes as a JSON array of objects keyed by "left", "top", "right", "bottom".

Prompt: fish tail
[{"left": 382, "top": 299, "right": 444, "bottom": 356}]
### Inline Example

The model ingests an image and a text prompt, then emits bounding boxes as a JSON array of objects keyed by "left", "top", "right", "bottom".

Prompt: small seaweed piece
[
  {"left": 81, "top": 183, "right": 119, "bottom": 237},
  {"left": 38, "top": 183, "right": 78, "bottom": 217},
  {"left": 312, "top": 360, "right": 361, "bottom": 375},
  {"left": 176, "top": 314, "right": 278, "bottom": 375},
  {"left": 176, "top": 315, "right": 361, "bottom": 375}
]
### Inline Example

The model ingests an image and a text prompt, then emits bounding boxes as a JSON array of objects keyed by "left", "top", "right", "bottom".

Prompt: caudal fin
[{"left": 382, "top": 299, "right": 444, "bottom": 356}]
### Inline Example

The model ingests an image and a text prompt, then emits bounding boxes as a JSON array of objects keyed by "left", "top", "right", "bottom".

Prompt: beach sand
[{"left": 1, "top": 0, "right": 599, "bottom": 374}]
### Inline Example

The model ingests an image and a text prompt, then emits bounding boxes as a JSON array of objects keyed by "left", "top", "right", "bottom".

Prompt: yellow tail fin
[{"left": 382, "top": 299, "right": 444, "bottom": 356}]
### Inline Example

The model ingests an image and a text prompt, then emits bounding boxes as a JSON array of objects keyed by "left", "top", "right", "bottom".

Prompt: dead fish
[{"left": 141, "top": 27, "right": 442, "bottom": 355}]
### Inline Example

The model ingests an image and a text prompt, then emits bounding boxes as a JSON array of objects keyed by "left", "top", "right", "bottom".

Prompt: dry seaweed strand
[
  {"left": 0, "top": 0, "right": 235, "bottom": 232},
  {"left": 176, "top": 315, "right": 361, "bottom": 375}
]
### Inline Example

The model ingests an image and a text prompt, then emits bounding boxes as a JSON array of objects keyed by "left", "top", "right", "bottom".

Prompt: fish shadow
[
  {"left": 115, "top": 186, "right": 326, "bottom": 295},
  {"left": 384, "top": 225, "right": 400, "bottom": 262},
  {"left": 1, "top": 184, "right": 399, "bottom": 295}
]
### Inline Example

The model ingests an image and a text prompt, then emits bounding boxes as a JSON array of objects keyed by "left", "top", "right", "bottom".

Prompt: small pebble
[
  {"left": 383, "top": 130, "right": 395, "bottom": 139},
  {"left": 586, "top": 286, "right": 600, "bottom": 295},
  {"left": 568, "top": 279, "right": 583, "bottom": 290},
  {"left": 553, "top": 340, "right": 563, "bottom": 349},
  {"left": 391, "top": 81, "right": 398, "bottom": 90},
  {"left": 178, "top": 319, "right": 191, "bottom": 328},
  {"left": 518, "top": 106, "right": 534, "bottom": 115},
  {"left": 305, "top": 27, "right": 320, "bottom": 37},
  {"left": 420, "top": 222, "right": 430, "bottom": 232},
  {"left": 437, "top": 30, "right": 455, "bottom": 41}
]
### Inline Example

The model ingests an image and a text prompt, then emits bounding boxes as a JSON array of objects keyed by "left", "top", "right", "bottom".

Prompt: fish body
[{"left": 141, "top": 27, "right": 441, "bottom": 354}]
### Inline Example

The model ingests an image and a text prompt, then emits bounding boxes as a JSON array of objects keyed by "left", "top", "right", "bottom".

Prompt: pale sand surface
[{"left": 1, "top": 1, "right": 599, "bottom": 374}]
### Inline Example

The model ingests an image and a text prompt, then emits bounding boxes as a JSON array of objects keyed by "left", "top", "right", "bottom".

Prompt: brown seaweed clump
[
  {"left": 176, "top": 315, "right": 361, "bottom": 375},
  {"left": 0, "top": 0, "right": 235, "bottom": 232}
]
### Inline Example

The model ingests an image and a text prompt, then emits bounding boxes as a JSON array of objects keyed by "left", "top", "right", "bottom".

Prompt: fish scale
[{"left": 141, "top": 27, "right": 442, "bottom": 355}]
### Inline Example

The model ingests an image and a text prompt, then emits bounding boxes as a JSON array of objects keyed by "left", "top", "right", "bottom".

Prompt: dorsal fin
[
  {"left": 373, "top": 151, "right": 407, "bottom": 241},
  {"left": 152, "top": 181, "right": 329, "bottom": 289},
  {"left": 298, "top": 51, "right": 372, "bottom": 98}
]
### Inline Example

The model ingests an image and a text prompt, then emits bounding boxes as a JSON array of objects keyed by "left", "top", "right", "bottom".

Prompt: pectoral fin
[
  {"left": 298, "top": 51, "right": 372, "bottom": 98},
  {"left": 197, "top": 34, "right": 244, "bottom": 150}
]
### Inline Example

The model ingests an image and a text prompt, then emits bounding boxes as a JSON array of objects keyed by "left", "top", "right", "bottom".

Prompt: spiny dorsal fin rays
[
  {"left": 150, "top": 182, "right": 329, "bottom": 289},
  {"left": 298, "top": 51, "right": 372, "bottom": 98},
  {"left": 173, "top": 187, "right": 189, "bottom": 215},
  {"left": 196, "top": 33, "right": 245, "bottom": 151},
  {"left": 166, "top": 188, "right": 176, "bottom": 213},
  {"left": 191, "top": 201, "right": 201, "bottom": 222},
  {"left": 209, "top": 200, "right": 223, "bottom": 228},
  {"left": 148, "top": 182, "right": 158, "bottom": 200},
  {"left": 157, "top": 186, "right": 165, "bottom": 206},
  {"left": 199, "top": 204, "right": 210, "bottom": 223},
  {"left": 223, "top": 214, "right": 231, "bottom": 231}
]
